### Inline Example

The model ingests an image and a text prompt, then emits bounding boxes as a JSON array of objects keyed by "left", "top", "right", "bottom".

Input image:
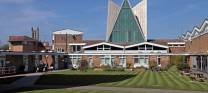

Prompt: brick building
[
  {"left": 181, "top": 19, "right": 208, "bottom": 73},
  {"left": 9, "top": 36, "right": 45, "bottom": 52},
  {"left": 52, "top": 29, "right": 84, "bottom": 53},
  {"left": 50, "top": 0, "right": 186, "bottom": 69}
]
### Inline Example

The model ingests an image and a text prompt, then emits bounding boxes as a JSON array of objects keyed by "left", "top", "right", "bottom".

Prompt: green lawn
[
  {"left": 36, "top": 66, "right": 208, "bottom": 91},
  {"left": 8, "top": 88, "right": 146, "bottom": 93}
]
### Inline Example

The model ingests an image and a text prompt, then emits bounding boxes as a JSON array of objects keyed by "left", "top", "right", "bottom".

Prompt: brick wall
[
  {"left": 160, "top": 56, "right": 170, "bottom": 69},
  {"left": 149, "top": 55, "right": 170, "bottom": 69},
  {"left": 126, "top": 55, "right": 134, "bottom": 68},
  {"left": 169, "top": 47, "right": 185, "bottom": 53},
  {"left": 92, "top": 55, "right": 101, "bottom": 68},
  {"left": 114, "top": 56, "right": 120, "bottom": 66},
  {"left": 53, "top": 34, "right": 83, "bottom": 53},
  {"left": 185, "top": 33, "right": 208, "bottom": 53}
]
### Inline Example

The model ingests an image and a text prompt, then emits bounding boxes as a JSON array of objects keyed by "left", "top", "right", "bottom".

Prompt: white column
[
  {"left": 23, "top": 55, "right": 29, "bottom": 72},
  {"left": 54, "top": 55, "right": 59, "bottom": 70},
  {"left": 110, "top": 55, "right": 112, "bottom": 67}
]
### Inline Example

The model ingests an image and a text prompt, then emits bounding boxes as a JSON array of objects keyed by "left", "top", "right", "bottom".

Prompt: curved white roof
[{"left": 53, "top": 29, "right": 83, "bottom": 35}]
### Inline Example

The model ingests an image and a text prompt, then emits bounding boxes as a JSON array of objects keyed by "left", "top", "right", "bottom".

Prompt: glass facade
[{"left": 109, "top": 0, "right": 145, "bottom": 43}]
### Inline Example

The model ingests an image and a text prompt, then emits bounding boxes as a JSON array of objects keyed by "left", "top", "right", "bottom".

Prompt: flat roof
[{"left": 53, "top": 29, "right": 83, "bottom": 35}]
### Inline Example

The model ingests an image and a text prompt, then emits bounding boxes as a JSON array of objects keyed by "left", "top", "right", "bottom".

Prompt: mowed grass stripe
[
  {"left": 168, "top": 71, "right": 198, "bottom": 90},
  {"left": 160, "top": 72, "right": 176, "bottom": 89},
  {"left": 191, "top": 81, "right": 208, "bottom": 91},
  {"left": 106, "top": 72, "right": 137, "bottom": 86},
  {"left": 170, "top": 70, "right": 208, "bottom": 90},
  {"left": 147, "top": 71, "right": 156, "bottom": 87},
  {"left": 201, "top": 82, "right": 208, "bottom": 87},
  {"left": 154, "top": 72, "right": 167, "bottom": 88},
  {"left": 124, "top": 71, "right": 145, "bottom": 86},
  {"left": 152, "top": 71, "right": 157, "bottom": 85},
  {"left": 113, "top": 72, "right": 139, "bottom": 87},
  {"left": 136, "top": 71, "right": 151, "bottom": 87},
  {"left": 165, "top": 71, "right": 186, "bottom": 89},
  {"left": 170, "top": 70, "right": 204, "bottom": 89}
]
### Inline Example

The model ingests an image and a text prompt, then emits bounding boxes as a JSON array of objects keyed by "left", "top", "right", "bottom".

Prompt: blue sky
[{"left": 0, "top": 0, "right": 207, "bottom": 45}]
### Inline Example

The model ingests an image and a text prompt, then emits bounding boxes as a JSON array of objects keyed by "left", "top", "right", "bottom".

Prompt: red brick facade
[
  {"left": 185, "top": 33, "right": 208, "bottom": 54},
  {"left": 169, "top": 47, "right": 185, "bottom": 53},
  {"left": 53, "top": 34, "right": 83, "bottom": 53}
]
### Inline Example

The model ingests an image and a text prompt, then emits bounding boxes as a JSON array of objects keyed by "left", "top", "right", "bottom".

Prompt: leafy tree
[{"left": 0, "top": 44, "right": 9, "bottom": 50}]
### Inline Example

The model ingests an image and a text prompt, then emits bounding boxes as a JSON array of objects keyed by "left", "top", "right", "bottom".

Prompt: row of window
[
  {"left": 68, "top": 55, "right": 162, "bottom": 67},
  {"left": 85, "top": 45, "right": 167, "bottom": 51},
  {"left": 168, "top": 44, "right": 185, "bottom": 47},
  {"left": 55, "top": 45, "right": 82, "bottom": 53}
]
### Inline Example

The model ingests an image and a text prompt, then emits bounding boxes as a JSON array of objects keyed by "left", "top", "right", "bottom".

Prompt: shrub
[
  {"left": 126, "top": 63, "right": 132, "bottom": 69},
  {"left": 177, "top": 62, "right": 190, "bottom": 71},
  {"left": 104, "top": 68, "right": 125, "bottom": 72},
  {"left": 149, "top": 61, "right": 157, "bottom": 71},
  {"left": 101, "top": 65, "right": 125, "bottom": 72},
  {"left": 80, "top": 61, "right": 89, "bottom": 72},
  {"left": 171, "top": 55, "right": 185, "bottom": 65}
]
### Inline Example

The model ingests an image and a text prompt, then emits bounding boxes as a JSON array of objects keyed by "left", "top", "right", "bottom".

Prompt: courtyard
[
  {"left": 1, "top": 66, "right": 208, "bottom": 93},
  {"left": 34, "top": 66, "right": 208, "bottom": 91}
]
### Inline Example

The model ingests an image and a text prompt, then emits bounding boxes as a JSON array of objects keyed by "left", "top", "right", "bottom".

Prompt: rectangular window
[
  {"left": 157, "top": 56, "right": 161, "bottom": 65},
  {"left": 77, "top": 46, "right": 81, "bottom": 51},
  {"left": 97, "top": 45, "right": 103, "bottom": 50}
]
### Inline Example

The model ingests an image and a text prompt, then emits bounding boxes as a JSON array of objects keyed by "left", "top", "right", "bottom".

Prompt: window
[
  {"left": 97, "top": 45, "right": 103, "bottom": 50},
  {"left": 70, "top": 55, "right": 81, "bottom": 66},
  {"left": 134, "top": 55, "right": 149, "bottom": 65},
  {"left": 100, "top": 55, "right": 112, "bottom": 66},
  {"left": 146, "top": 45, "right": 153, "bottom": 50},
  {"left": 77, "top": 46, "right": 81, "bottom": 51},
  {"left": 88, "top": 56, "right": 93, "bottom": 67},
  {"left": 157, "top": 56, "right": 161, "bottom": 65},
  {"left": 71, "top": 45, "right": 82, "bottom": 53},
  {"left": 104, "top": 45, "right": 111, "bottom": 50},
  {"left": 134, "top": 57, "right": 139, "bottom": 64},
  {"left": 97, "top": 45, "right": 111, "bottom": 50},
  {"left": 138, "top": 46, "right": 145, "bottom": 50},
  {"left": 205, "top": 27, "right": 208, "bottom": 32},
  {"left": 61, "top": 49, "right": 64, "bottom": 52},
  {"left": 197, "top": 56, "right": 201, "bottom": 70},
  {"left": 0, "top": 60, "right": 3, "bottom": 67}
]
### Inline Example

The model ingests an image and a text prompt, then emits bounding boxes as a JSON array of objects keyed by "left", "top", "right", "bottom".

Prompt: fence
[{"left": 0, "top": 66, "right": 16, "bottom": 76}]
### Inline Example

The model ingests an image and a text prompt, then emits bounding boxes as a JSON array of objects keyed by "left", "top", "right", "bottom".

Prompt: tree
[{"left": 0, "top": 44, "right": 9, "bottom": 50}]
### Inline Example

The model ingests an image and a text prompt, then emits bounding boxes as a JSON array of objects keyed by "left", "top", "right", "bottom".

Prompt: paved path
[{"left": 0, "top": 73, "right": 43, "bottom": 93}]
